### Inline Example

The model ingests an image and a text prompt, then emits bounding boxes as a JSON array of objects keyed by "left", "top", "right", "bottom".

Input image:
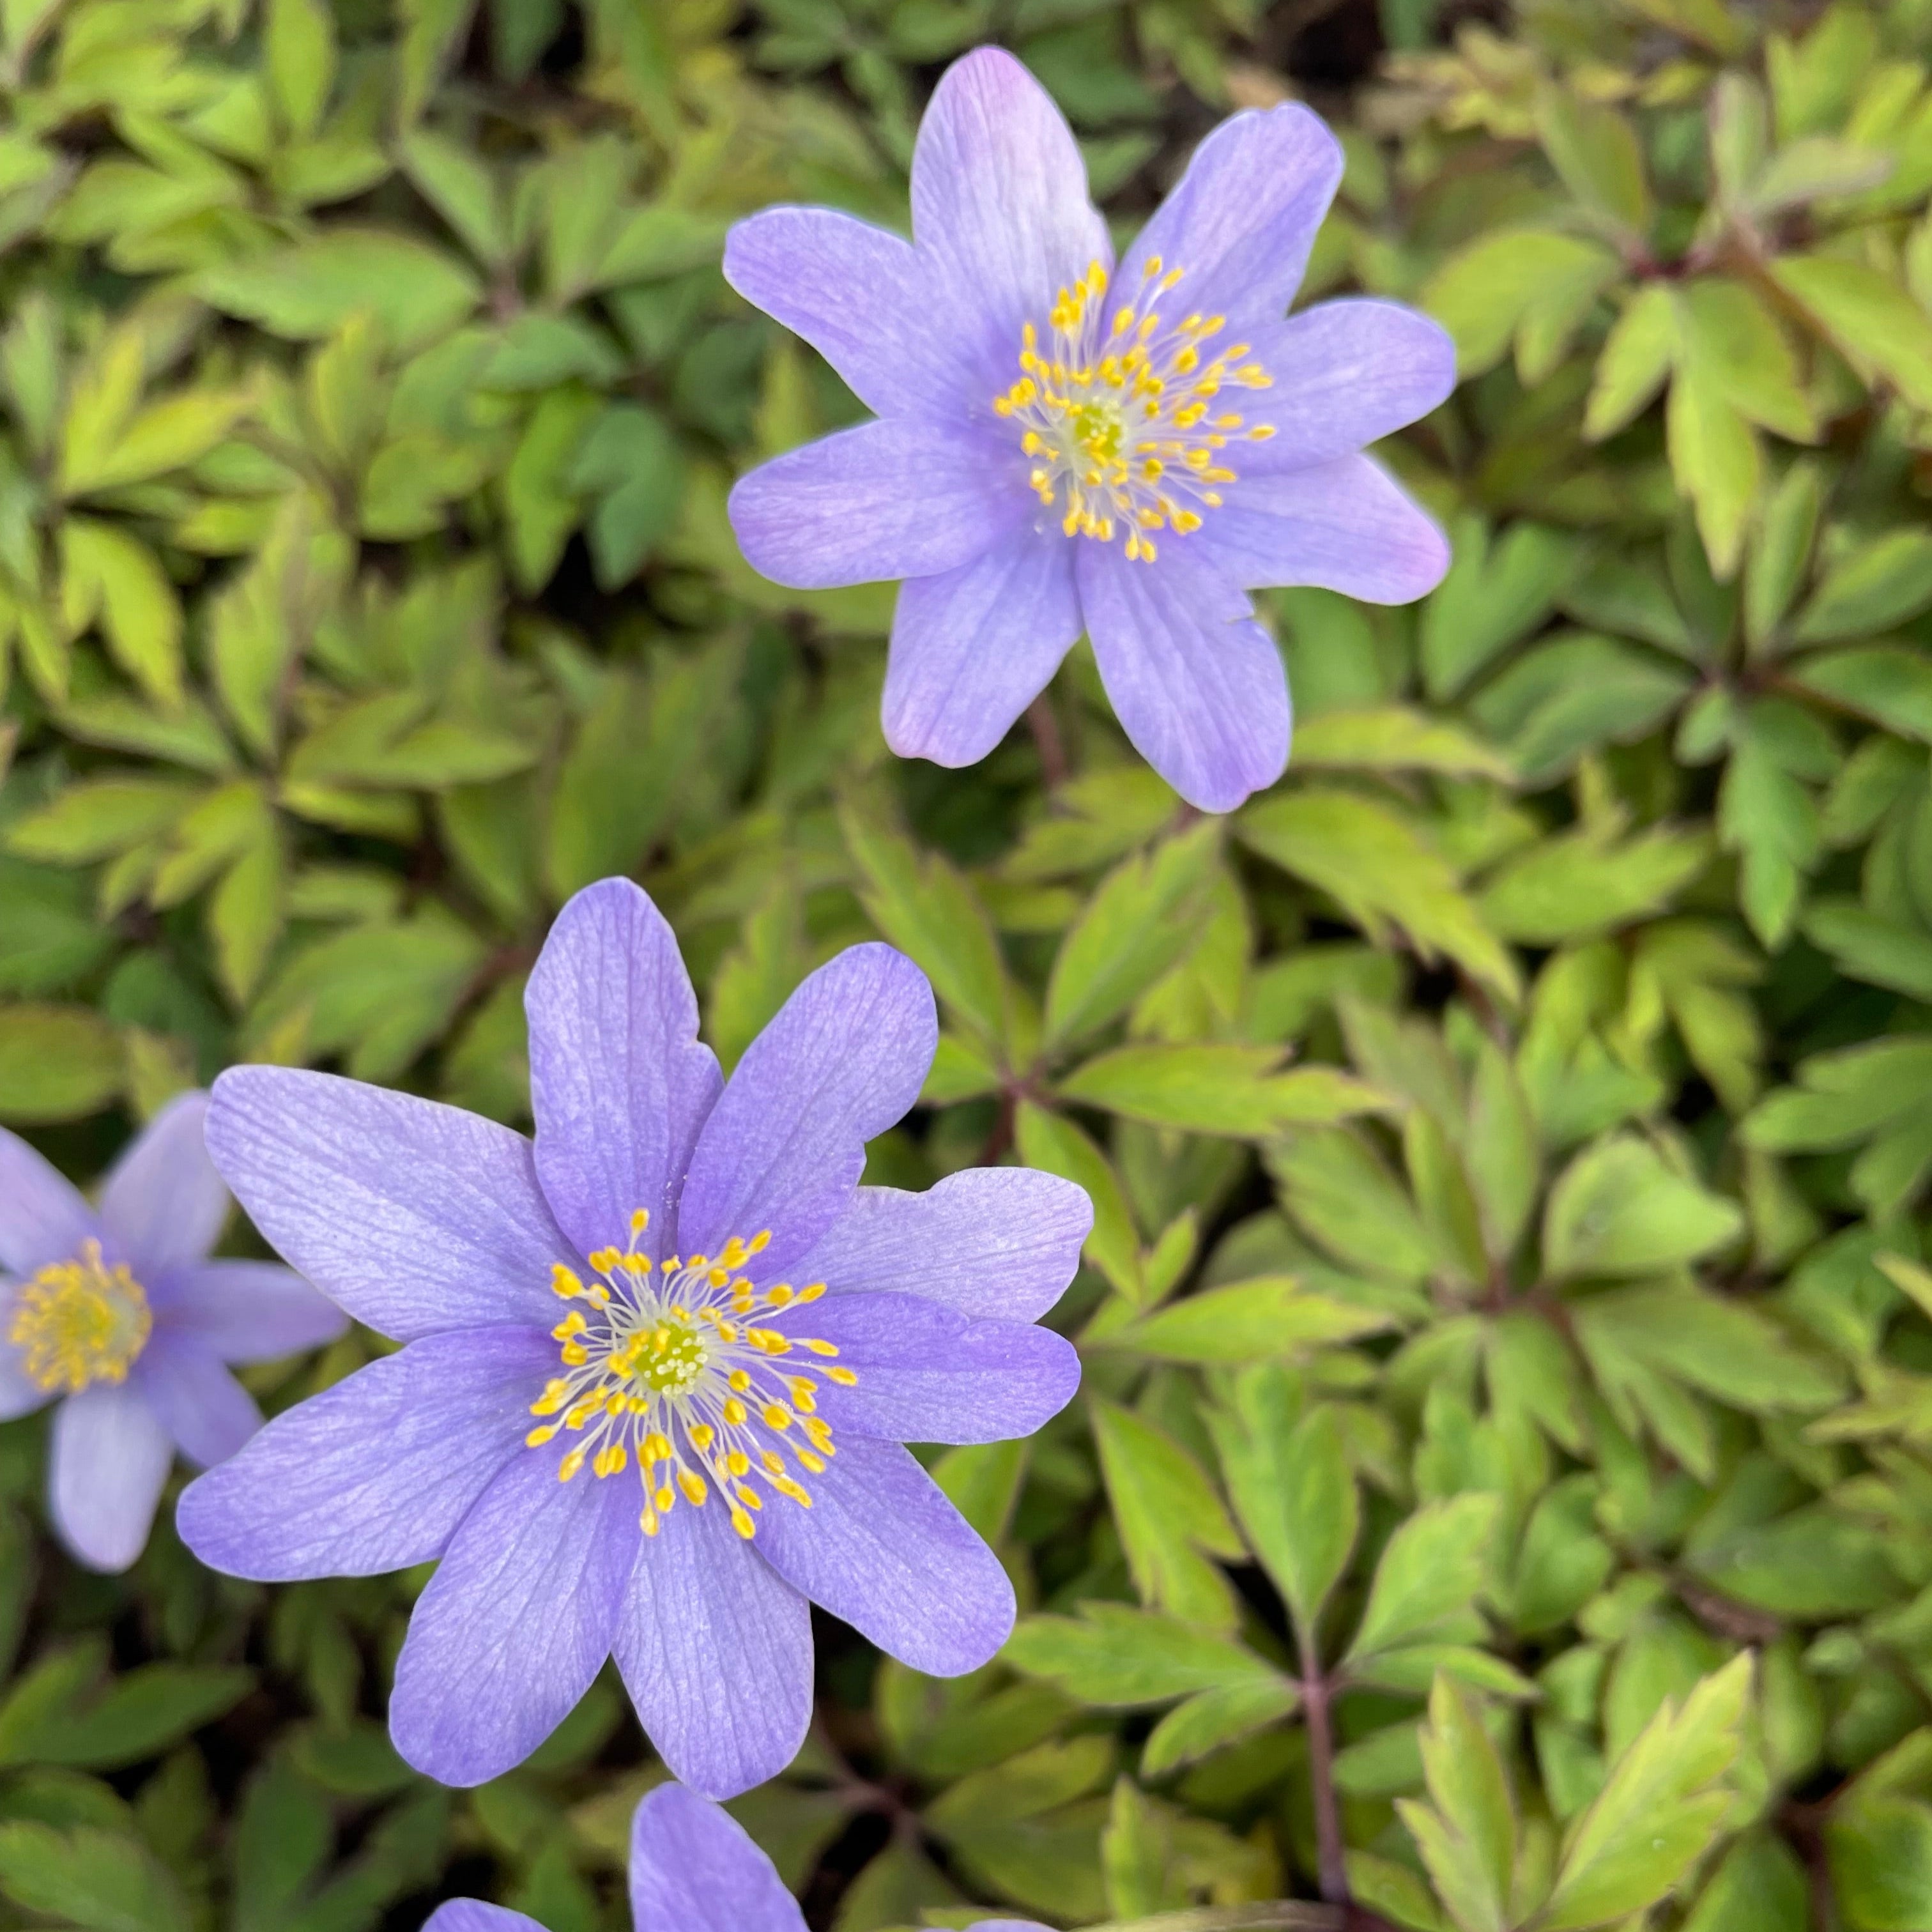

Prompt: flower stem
[
  {"left": 1027, "top": 691, "right": 1068, "bottom": 788},
  {"left": 1301, "top": 1665, "right": 1349, "bottom": 1906}
]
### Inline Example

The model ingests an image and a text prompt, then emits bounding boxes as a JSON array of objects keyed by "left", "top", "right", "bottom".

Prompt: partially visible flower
[
  {"left": 425, "top": 1782, "right": 1045, "bottom": 1932},
  {"left": 0, "top": 1094, "right": 347, "bottom": 1572},
  {"left": 179, "top": 877, "right": 1089, "bottom": 1798},
  {"left": 725, "top": 47, "right": 1454, "bottom": 813}
]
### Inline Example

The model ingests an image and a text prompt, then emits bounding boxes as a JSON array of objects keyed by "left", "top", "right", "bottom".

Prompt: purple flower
[
  {"left": 723, "top": 47, "right": 1454, "bottom": 814},
  {"left": 425, "top": 1782, "right": 1046, "bottom": 1932},
  {"left": 178, "top": 878, "right": 1089, "bottom": 1798},
  {"left": 0, "top": 1094, "right": 347, "bottom": 1573}
]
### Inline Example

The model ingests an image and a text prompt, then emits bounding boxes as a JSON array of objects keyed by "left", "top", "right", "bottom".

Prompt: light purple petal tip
[
  {"left": 790, "top": 1167, "right": 1092, "bottom": 1322},
  {"left": 526, "top": 878, "right": 722, "bottom": 1263},
  {"left": 1076, "top": 539, "right": 1291, "bottom": 813},
  {"left": 753, "top": 1434, "right": 1015, "bottom": 1676},
  {"left": 677, "top": 944, "right": 938, "bottom": 1275},
  {"left": 176, "top": 1327, "right": 554, "bottom": 1581},
  {"left": 0, "top": 1284, "right": 52, "bottom": 1422},
  {"left": 205, "top": 1067, "right": 574, "bottom": 1342},
  {"left": 613, "top": 1501, "right": 812, "bottom": 1800},
  {"left": 97, "top": 1091, "right": 229, "bottom": 1276},
  {"left": 390, "top": 1451, "right": 635, "bottom": 1786},
  {"left": 629, "top": 1782, "right": 808, "bottom": 1932},
  {"left": 50, "top": 1383, "right": 174, "bottom": 1574},
  {"left": 0, "top": 1126, "right": 95, "bottom": 1278},
  {"left": 729, "top": 418, "right": 1019, "bottom": 592},
  {"left": 883, "top": 528, "right": 1080, "bottom": 769},
  {"left": 135, "top": 1330, "right": 261, "bottom": 1469},
  {"left": 150, "top": 1261, "right": 348, "bottom": 1364},
  {"left": 423, "top": 1905, "right": 548, "bottom": 1932}
]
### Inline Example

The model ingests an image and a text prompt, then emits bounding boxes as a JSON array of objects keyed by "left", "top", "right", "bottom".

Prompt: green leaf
[
  {"left": 1346, "top": 1494, "right": 1500, "bottom": 1666},
  {"left": 59, "top": 519, "right": 183, "bottom": 707},
  {"left": 1114, "top": 1276, "right": 1388, "bottom": 1363},
  {"left": 0, "top": 1003, "right": 121, "bottom": 1121},
  {"left": 1770, "top": 250, "right": 1932, "bottom": 410},
  {"left": 1057, "top": 1041, "right": 1387, "bottom": 1137},
  {"left": 0, "top": 1821, "right": 191, "bottom": 1932},
  {"left": 1544, "top": 1134, "right": 1744, "bottom": 1277},
  {"left": 199, "top": 230, "right": 480, "bottom": 352},
  {"left": 1289, "top": 706, "right": 1515, "bottom": 780},
  {"left": 1422, "top": 229, "right": 1620, "bottom": 377},
  {"left": 1015, "top": 1102, "right": 1142, "bottom": 1304},
  {"left": 1790, "top": 645, "right": 1932, "bottom": 741},
  {"left": 1535, "top": 84, "right": 1650, "bottom": 234},
  {"left": 264, "top": 0, "right": 336, "bottom": 139},
  {"left": 1395, "top": 1676, "right": 1516, "bottom": 1932},
  {"left": 1680, "top": 277, "right": 1816, "bottom": 442},
  {"left": 1584, "top": 284, "right": 1676, "bottom": 440},
  {"left": 1004, "top": 1604, "right": 1282, "bottom": 1708},
  {"left": 1138, "top": 1679, "right": 1301, "bottom": 1777},
  {"left": 1419, "top": 518, "right": 1588, "bottom": 700},
  {"left": 1667, "top": 355, "right": 1759, "bottom": 580},
  {"left": 1793, "top": 530, "right": 1932, "bottom": 645},
  {"left": 1480, "top": 820, "right": 1710, "bottom": 944}
]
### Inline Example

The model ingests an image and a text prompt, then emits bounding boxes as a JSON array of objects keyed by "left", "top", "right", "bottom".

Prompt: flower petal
[
  {"left": 883, "top": 528, "right": 1080, "bottom": 769},
  {"left": 50, "top": 1383, "right": 174, "bottom": 1574},
  {"left": 135, "top": 1330, "right": 260, "bottom": 1469},
  {"left": 96, "top": 1091, "right": 228, "bottom": 1276},
  {"left": 723, "top": 208, "right": 962, "bottom": 420},
  {"left": 1076, "top": 539, "right": 1290, "bottom": 813},
  {"left": 1112, "top": 103, "right": 1343, "bottom": 340},
  {"left": 611, "top": 1498, "right": 812, "bottom": 1800},
  {"left": 795, "top": 1292, "right": 1080, "bottom": 1445},
  {"left": 1239, "top": 300, "right": 1455, "bottom": 472},
  {"left": 176, "top": 1327, "right": 555, "bottom": 1580},
  {"left": 0, "top": 1127, "right": 95, "bottom": 1277},
  {"left": 390, "top": 1450, "right": 634, "bottom": 1786},
  {"left": 526, "top": 879, "right": 723, "bottom": 1262},
  {"left": 730, "top": 419, "right": 1021, "bottom": 592},
  {"left": 677, "top": 946, "right": 937, "bottom": 1276},
  {"left": 150, "top": 1261, "right": 349, "bottom": 1364},
  {"left": 629, "top": 1782, "right": 808, "bottom": 1932},
  {"left": 1199, "top": 454, "right": 1450, "bottom": 602},
  {"left": 0, "top": 1282, "right": 52, "bottom": 1422},
  {"left": 424, "top": 1905, "right": 547, "bottom": 1932},
  {"left": 911, "top": 47, "right": 1110, "bottom": 400},
  {"left": 788, "top": 1169, "right": 1091, "bottom": 1321},
  {"left": 753, "top": 1434, "right": 1013, "bottom": 1676},
  {"left": 206, "top": 1067, "right": 574, "bottom": 1341}
]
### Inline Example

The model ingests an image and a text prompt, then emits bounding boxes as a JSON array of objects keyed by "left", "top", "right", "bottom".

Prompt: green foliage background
[{"left": 6, "top": 0, "right": 1932, "bottom": 1927}]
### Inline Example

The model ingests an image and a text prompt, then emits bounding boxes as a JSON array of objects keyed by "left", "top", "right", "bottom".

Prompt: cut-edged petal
[
  {"left": 795, "top": 1292, "right": 1080, "bottom": 1445},
  {"left": 176, "top": 1327, "right": 554, "bottom": 1580},
  {"left": 677, "top": 946, "right": 937, "bottom": 1276},
  {"left": 883, "top": 527, "right": 1080, "bottom": 769},
  {"left": 729, "top": 419, "right": 1021, "bottom": 593},
  {"left": 390, "top": 1451, "right": 635, "bottom": 1786},
  {"left": 526, "top": 878, "right": 723, "bottom": 1263},
  {"left": 1239, "top": 300, "right": 1455, "bottom": 472},
  {"left": 50, "top": 1383, "right": 174, "bottom": 1574},
  {"left": 0, "top": 1127, "right": 95, "bottom": 1278},
  {"left": 911, "top": 47, "right": 1110, "bottom": 401},
  {"left": 0, "top": 1284, "right": 52, "bottom": 1422},
  {"left": 135, "top": 1330, "right": 260, "bottom": 1469},
  {"left": 96, "top": 1091, "right": 228, "bottom": 1276},
  {"left": 1200, "top": 455, "right": 1451, "bottom": 602},
  {"left": 612, "top": 1495, "right": 812, "bottom": 1800},
  {"left": 206, "top": 1067, "right": 575, "bottom": 1341},
  {"left": 424, "top": 1905, "right": 547, "bottom": 1932},
  {"left": 723, "top": 208, "right": 964, "bottom": 420},
  {"left": 788, "top": 1169, "right": 1091, "bottom": 1321},
  {"left": 1112, "top": 103, "right": 1342, "bottom": 341},
  {"left": 629, "top": 1782, "right": 808, "bottom": 1932},
  {"left": 1077, "top": 539, "right": 1290, "bottom": 814},
  {"left": 753, "top": 1434, "right": 1013, "bottom": 1676},
  {"left": 150, "top": 1261, "right": 349, "bottom": 1364}
]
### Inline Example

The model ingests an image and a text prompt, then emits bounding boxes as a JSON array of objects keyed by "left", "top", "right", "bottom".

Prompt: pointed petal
[
  {"left": 677, "top": 946, "right": 936, "bottom": 1276},
  {"left": 150, "top": 1261, "right": 348, "bottom": 1364},
  {"left": 176, "top": 1327, "right": 555, "bottom": 1580},
  {"left": 1077, "top": 539, "right": 1290, "bottom": 813},
  {"left": 96, "top": 1091, "right": 228, "bottom": 1275},
  {"left": 883, "top": 528, "right": 1080, "bottom": 769},
  {"left": 1239, "top": 300, "right": 1455, "bottom": 471},
  {"left": 1200, "top": 454, "right": 1450, "bottom": 601},
  {"left": 424, "top": 1905, "right": 547, "bottom": 1932},
  {"left": 526, "top": 878, "right": 722, "bottom": 1261},
  {"left": 390, "top": 1452, "right": 634, "bottom": 1786},
  {"left": 206, "top": 1068, "right": 574, "bottom": 1340},
  {"left": 788, "top": 1169, "right": 1091, "bottom": 1321},
  {"left": 753, "top": 1434, "right": 1013, "bottom": 1676},
  {"left": 0, "top": 1127, "right": 94, "bottom": 1277},
  {"left": 135, "top": 1330, "right": 260, "bottom": 1469},
  {"left": 729, "top": 419, "right": 1020, "bottom": 592},
  {"left": 724, "top": 208, "right": 965, "bottom": 419},
  {"left": 612, "top": 1498, "right": 812, "bottom": 1800},
  {"left": 1113, "top": 103, "right": 1342, "bottom": 339},
  {"left": 795, "top": 1292, "right": 1080, "bottom": 1445},
  {"left": 50, "top": 1384, "right": 174, "bottom": 1574},
  {"left": 629, "top": 1783, "right": 809, "bottom": 1932},
  {"left": 912, "top": 47, "right": 1110, "bottom": 399}
]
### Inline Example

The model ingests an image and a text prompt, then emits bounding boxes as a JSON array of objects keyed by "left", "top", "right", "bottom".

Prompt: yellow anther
[
  {"left": 802, "top": 1340, "right": 839, "bottom": 1358},
  {"left": 678, "top": 1468, "right": 707, "bottom": 1505},
  {"left": 728, "top": 1370, "right": 751, "bottom": 1392},
  {"left": 773, "top": 1475, "right": 812, "bottom": 1506},
  {"left": 797, "top": 1450, "right": 826, "bottom": 1474},
  {"left": 560, "top": 1341, "right": 588, "bottom": 1367},
  {"left": 551, "top": 1265, "right": 583, "bottom": 1299},
  {"left": 723, "top": 1398, "right": 748, "bottom": 1425},
  {"left": 762, "top": 1450, "right": 786, "bottom": 1473},
  {"left": 825, "top": 1365, "right": 859, "bottom": 1386},
  {"left": 762, "top": 1405, "right": 792, "bottom": 1431},
  {"left": 726, "top": 1450, "right": 750, "bottom": 1476},
  {"left": 641, "top": 1506, "right": 660, "bottom": 1537},
  {"left": 526, "top": 1425, "right": 557, "bottom": 1446},
  {"left": 798, "top": 1283, "right": 826, "bottom": 1303},
  {"left": 730, "top": 1506, "right": 755, "bottom": 1539},
  {"left": 767, "top": 1284, "right": 794, "bottom": 1307},
  {"left": 630, "top": 1208, "right": 650, "bottom": 1234},
  {"left": 558, "top": 1448, "right": 586, "bottom": 1481},
  {"left": 655, "top": 1483, "right": 675, "bottom": 1510}
]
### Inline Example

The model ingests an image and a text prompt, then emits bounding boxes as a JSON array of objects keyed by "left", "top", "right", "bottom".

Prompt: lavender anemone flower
[
  {"left": 723, "top": 46, "right": 1455, "bottom": 815},
  {"left": 425, "top": 1782, "right": 1045, "bottom": 1932},
  {"left": 0, "top": 1094, "right": 347, "bottom": 1573},
  {"left": 178, "top": 877, "right": 1089, "bottom": 1798}
]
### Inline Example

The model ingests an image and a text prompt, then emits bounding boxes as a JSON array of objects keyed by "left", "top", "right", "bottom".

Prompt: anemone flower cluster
[
  {"left": 0, "top": 1094, "right": 346, "bottom": 1573},
  {"left": 725, "top": 45, "right": 1454, "bottom": 813},
  {"left": 425, "top": 1782, "right": 1045, "bottom": 1932},
  {"left": 179, "top": 877, "right": 1091, "bottom": 1798}
]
